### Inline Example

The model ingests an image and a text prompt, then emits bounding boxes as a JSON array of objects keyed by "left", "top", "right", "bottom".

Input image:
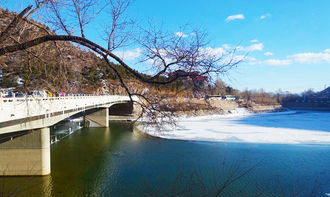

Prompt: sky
[{"left": 3, "top": 0, "right": 330, "bottom": 93}]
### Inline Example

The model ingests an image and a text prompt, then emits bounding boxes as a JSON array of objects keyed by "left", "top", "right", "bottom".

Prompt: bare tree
[
  {"left": 105, "top": 0, "right": 133, "bottom": 51},
  {"left": 0, "top": 0, "right": 241, "bottom": 126}
]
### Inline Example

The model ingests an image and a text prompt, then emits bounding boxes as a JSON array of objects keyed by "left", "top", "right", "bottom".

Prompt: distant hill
[
  {"left": 0, "top": 8, "right": 102, "bottom": 92},
  {"left": 281, "top": 86, "right": 330, "bottom": 111},
  {"left": 318, "top": 87, "right": 330, "bottom": 98}
]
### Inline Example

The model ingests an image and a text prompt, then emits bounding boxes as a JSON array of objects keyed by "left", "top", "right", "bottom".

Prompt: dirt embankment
[
  {"left": 161, "top": 98, "right": 282, "bottom": 116},
  {"left": 247, "top": 104, "right": 283, "bottom": 113},
  {"left": 160, "top": 98, "right": 237, "bottom": 116},
  {"left": 203, "top": 100, "right": 283, "bottom": 114}
]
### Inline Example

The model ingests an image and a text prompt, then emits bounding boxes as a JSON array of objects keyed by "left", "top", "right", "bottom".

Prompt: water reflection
[
  {"left": 49, "top": 121, "right": 136, "bottom": 197},
  {"left": 50, "top": 119, "right": 83, "bottom": 144},
  {"left": 0, "top": 120, "right": 329, "bottom": 196}
]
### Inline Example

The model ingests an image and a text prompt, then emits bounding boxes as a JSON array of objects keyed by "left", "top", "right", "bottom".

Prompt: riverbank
[{"left": 161, "top": 98, "right": 282, "bottom": 117}]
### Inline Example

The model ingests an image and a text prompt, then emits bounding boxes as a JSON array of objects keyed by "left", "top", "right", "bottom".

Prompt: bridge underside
[
  {"left": 0, "top": 101, "right": 136, "bottom": 176},
  {"left": 109, "top": 102, "right": 133, "bottom": 116},
  {"left": 84, "top": 108, "right": 109, "bottom": 127}
]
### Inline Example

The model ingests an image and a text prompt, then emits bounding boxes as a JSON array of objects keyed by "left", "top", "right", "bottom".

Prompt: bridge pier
[
  {"left": 0, "top": 127, "right": 51, "bottom": 176},
  {"left": 84, "top": 108, "right": 109, "bottom": 128}
]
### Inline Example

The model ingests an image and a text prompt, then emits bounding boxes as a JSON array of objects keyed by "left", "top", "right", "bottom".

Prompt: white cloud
[
  {"left": 202, "top": 47, "right": 225, "bottom": 57},
  {"left": 262, "top": 59, "right": 292, "bottom": 66},
  {"left": 260, "top": 14, "right": 271, "bottom": 20},
  {"left": 264, "top": 52, "right": 273, "bottom": 56},
  {"left": 113, "top": 48, "right": 142, "bottom": 61},
  {"left": 200, "top": 47, "right": 257, "bottom": 64},
  {"left": 247, "top": 43, "right": 264, "bottom": 52},
  {"left": 255, "top": 50, "right": 330, "bottom": 66},
  {"left": 114, "top": 46, "right": 330, "bottom": 67},
  {"left": 225, "top": 14, "right": 245, "bottom": 22},
  {"left": 324, "top": 49, "right": 330, "bottom": 53},
  {"left": 235, "top": 55, "right": 257, "bottom": 62},
  {"left": 222, "top": 44, "right": 231, "bottom": 50},
  {"left": 246, "top": 56, "right": 257, "bottom": 62},
  {"left": 250, "top": 39, "right": 259, "bottom": 43},
  {"left": 175, "top": 32, "right": 188, "bottom": 38},
  {"left": 221, "top": 43, "right": 264, "bottom": 53},
  {"left": 289, "top": 52, "right": 330, "bottom": 64},
  {"left": 237, "top": 43, "right": 264, "bottom": 52}
]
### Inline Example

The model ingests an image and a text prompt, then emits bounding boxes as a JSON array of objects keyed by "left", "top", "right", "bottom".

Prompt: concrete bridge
[{"left": 0, "top": 95, "right": 136, "bottom": 176}]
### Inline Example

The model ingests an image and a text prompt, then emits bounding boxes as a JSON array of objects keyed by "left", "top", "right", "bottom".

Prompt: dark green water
[{"left": 1, "top": 121, "right": 330, "bottom": 197}]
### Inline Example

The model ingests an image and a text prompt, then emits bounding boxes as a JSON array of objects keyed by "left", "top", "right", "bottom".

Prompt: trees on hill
[{"left": 0, "top": 0, "right": 241, "bottom": 122}]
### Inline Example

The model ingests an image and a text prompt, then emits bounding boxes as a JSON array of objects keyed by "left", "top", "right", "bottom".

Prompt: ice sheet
[{"left": 140, "top": 109, "right": 330, "bottom": 145}]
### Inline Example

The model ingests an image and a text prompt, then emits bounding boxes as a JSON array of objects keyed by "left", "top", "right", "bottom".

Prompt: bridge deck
[{"left": 0, "top": 95, "right": 133, "bottom": 134}]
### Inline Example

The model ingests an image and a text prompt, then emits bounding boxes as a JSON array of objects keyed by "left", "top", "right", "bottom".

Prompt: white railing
[{"left": 0, "top": 95, "right": 133, "bottom": 123}]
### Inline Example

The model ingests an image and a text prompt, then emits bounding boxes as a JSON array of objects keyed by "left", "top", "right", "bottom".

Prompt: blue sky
[{"left": 3, "top": 0, "right": 330, "bottom": 93}]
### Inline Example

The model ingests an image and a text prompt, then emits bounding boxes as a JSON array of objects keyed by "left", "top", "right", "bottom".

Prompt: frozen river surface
[{"left": 142, "top": 109, "right": 330, "bottom": 144}]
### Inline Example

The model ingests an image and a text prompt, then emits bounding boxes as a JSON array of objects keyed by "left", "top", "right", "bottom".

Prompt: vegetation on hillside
[{"left": 206, "top": 80, "right": 279, "bottom": 105}]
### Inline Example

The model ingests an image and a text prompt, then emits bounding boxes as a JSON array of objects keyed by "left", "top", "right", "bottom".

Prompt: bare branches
[
  {"left": 1, "top": 1, "right": 240, "bottom": 87},
  {"left": 106, "top": 0, "right": 133, "bottom": 51},
  {"left": 0, "top": 34, "right": 199, "bottom": 85},
  {"left": 70, "top": 0, "right": 99, "bottom": 38},
  {"left": 46, "top": 1, "right": 73, "bottom": 35},
  {"left": 0, "top": 6, "right": 33, "bottom": 44},
  {"left": 45, "top": 0, "right": 133, "bottom": 49},
  {"left": 0, "top": 1, "right": 243, "bottom": 127},
  {"left": 45, "top": 0, "right": 108, "bottom": 37},
  {"left": 137, "top": 27, "right": 241, "bottom": 84},
  {"left": 102, "top": 53, "right": 133, "bottom": 100},
  {"left": 26, "top": 0, "right": 49, "bottom": 18}
]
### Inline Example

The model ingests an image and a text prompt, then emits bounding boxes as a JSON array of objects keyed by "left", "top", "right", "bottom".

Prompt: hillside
[{"left": 0, "top": 8, "right": 102, "bottom": 93}]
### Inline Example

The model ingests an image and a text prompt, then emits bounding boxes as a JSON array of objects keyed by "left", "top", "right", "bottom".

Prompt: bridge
[{"left": 0, "top": 94, "right": 137, "bottom": 176}]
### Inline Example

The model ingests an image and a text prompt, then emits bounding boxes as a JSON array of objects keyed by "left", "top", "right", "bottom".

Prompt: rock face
[{"left": 0, "top": 8, "right": 100, "bottom": 92}]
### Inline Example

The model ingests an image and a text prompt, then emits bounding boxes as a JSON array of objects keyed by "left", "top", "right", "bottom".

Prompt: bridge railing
[{"left": 0, "top": 95, "right": 133, "bottom": 123}]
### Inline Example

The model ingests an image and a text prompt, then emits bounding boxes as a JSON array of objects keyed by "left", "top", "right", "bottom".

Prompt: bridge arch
[{"left": 109, "top": 101, "right": 133, "bottom": 116}]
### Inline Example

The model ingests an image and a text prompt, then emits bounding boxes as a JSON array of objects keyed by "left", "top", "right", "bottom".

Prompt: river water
[{"left": 0, "top": 111, "right": 330, "bottom": 197}]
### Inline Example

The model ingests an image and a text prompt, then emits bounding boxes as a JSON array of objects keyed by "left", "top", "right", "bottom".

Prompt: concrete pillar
[
  {"left": 0, "top": 127, "right": 51, "bottom": 176},
  {"left": 133, "top": 103, "right": 143, "bottom": 117},
  {"left": 84, "top": 108, "right": 109, "bottom": 127}
]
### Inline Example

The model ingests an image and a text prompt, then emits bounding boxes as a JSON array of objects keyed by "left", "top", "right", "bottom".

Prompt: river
[{"left": 0, "top": 110, "right": 329, "bottom": 197}]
